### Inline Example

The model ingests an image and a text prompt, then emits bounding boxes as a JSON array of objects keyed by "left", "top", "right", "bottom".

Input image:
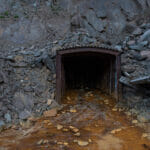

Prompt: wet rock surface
[{"left": 0, "top": 90, "right": 150, "bottom": 150}]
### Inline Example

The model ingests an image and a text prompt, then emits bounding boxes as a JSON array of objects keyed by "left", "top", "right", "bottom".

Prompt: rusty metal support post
[{"left": 56, "top": 54, "right": 62, "bottom": 104}]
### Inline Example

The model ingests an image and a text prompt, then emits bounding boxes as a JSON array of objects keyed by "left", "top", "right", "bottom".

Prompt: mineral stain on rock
[{"left": 0, "top": 90, "right": 150, "bottom": 150}]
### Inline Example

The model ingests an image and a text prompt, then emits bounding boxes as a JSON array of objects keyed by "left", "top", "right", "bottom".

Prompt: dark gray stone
[
  {"left": 84, "top": 9, "right": 105, "bottom": 32},
  {"left": 34, "top": 51, "right": 42, "bottom": 57},
  {"left": 132, "top": 28, "right": 142, "bottom": 35},
  {"left": 114, "top": 45, "right": 122, "bottom": 51},
  {"left": 19, "top": 110, "right": 31, "bottom": 120},
  {"left": 122, "top": 65, "right": 136, "bottom": 73},
  {"left": 4, "top": 113, "right": 11, "bottom": 122},
  {"left": 129, "top": 41, "right": 148, "bottom": 51},
  {"left": 119, "top": 76, "right": 133, "bottom": 87},
  {"left": 13, "top": 92, "right": 34, "bottom": 112},
  {"left": 139, "top": 29, "right": 150, "bottom": 42},
  {"left": 127, "top": 40, "right": 135, "bottom": 46},
  {"left": 0, "top": 120, "right": 5, "bottom": 127},
  {"left": 141, "top": 23, "right": 150, "bottom": 29},
  {"left": 132, "top": 51, "right": 147, "bottom": 61},
  {"left": 42, "top": 54, "right": 55, "bottom": 72}
]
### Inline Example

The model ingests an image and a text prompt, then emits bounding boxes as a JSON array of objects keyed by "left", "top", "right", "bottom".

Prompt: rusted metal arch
[{"left": 56, "top": 47, "right": 121, "bottom": 103}]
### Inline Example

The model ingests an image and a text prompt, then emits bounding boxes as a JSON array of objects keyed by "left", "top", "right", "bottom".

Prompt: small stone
[
  {"left": 69, "top": 126, "right": 79, "bottom": 133},
  {"left": 47, "top": 99, "right": 52, "bottom": 105},
  {"left": 133, "top": 28, "right": 142, "bottom": 35},
  {"left": 53, "top": 74, "right": 56, "bottom": 79},
  {"left": 57, "top": 124, "right": 63, "bottom": 130},
  {"left": 140, "top": 51, "right": 150, "bottom": 59},
  {"left": 51, "top": 92, "right": 55, "bottom": 99},
  {"left": 4, "top": 113, "right": 11, "bottom": 122},
  {"left": 11, "top": 125, "right": 17, "bottom": 129},
  {"left": 112, "top": 108, "right": 117, "bottom": 112},
  {"left": 115, "top": 45, "right": 122, "bottom": 51},
  {"left": 125, "top": 112, "right": 131, "bottom": 116},
  {"left": 43, "top": 120, "right": 50, "bottom": 124},
  {"left": 63, "top": 128, "right": 69, "bottom": 132},
  {"left": 77, "top": 140, "right": 89, "bottom": 146},
  {"left": 28, "top": 117, "right": 37, "bottom": 122},
  {"left": 104, "top": 99, "right": 109, "bottom": 103},
  {"left": 132, "top": 120, "right": 138, "bottom": 124},
  {"left": 110, "top": 128, "right": 122, "bottom": 134},
  {"left": 95, "top": 124, "right": 99, "bottom": 127},
  {"left": 73, "top": 139, "right": 78, "bottom": 143},
  {"left": 139, "top": 29, "right": 150, "bottom": 42},
  {"left": 90, "top": 93, "right": 93, "bottom": 97},
  {"left": 116, "top": 128, "right": 122, "bottom": 132},
  {"left": 20, "top": 120, "right": 32, "bottom": 129},
  {"left": 43, "top": 139, "right": 49, "bottom": 144},
  {"left": 48, "top": 122, "right": 52, "bottom": 126},
  {"left": 19, "top": 110, "right": 31, "bottom": 120},
  {"left": 57, "top": 142, "right": 63, "bottom": 145},
  {"left": 142, "top": 133, "right": 148, "bottom": 138},
  {"left": 34, "top": 51, "right": 42, "bottom": 57},
  {"left": 67, "top": 96, "right": 71, "bottom": 101},
  {"left": 37, "top": 139, "right": 44, "bottom": 145},
  {"left": 111, "top": 130, "right": 116, "bottom": 134},
  {"left": 127, "top": 40, "right": 135, "bottom": 45},
  {"left": 53, "top": 40, "right": 58, "bottom": 44},
  {"left": 74, "top": 132, "right": 80, "bottom": 136},
  {"left": 43, "top": 108, "right": 57, "bottom": 117},
  {"left": 119, "top": 108, "right": 123, "bottom": 112},
  {"left": 70, "top": 108, "right": 77, "bottom": 113},
  {"left": 63, "top": 142, "right": 69, "bottom": 146},
  {"left": 0, "top": 120, "right": 5, "bottom": 127}
]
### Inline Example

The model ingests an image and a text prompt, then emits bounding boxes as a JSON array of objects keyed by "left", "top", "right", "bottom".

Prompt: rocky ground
[{"left": 0, "top": 90, "right": 150, "bottom": 150}]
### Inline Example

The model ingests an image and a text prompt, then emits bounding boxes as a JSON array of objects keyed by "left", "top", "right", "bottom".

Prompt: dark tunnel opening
[
  {"left": 63, "top": 52, "right": 115, "bottom": 90},
  {"left": 56, "top": 48, "right": 121, "bottom": 103}
]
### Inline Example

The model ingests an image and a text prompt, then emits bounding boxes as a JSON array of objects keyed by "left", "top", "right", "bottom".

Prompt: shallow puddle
[{"left": 0, "top": 90, "right": 150, "bottom": 150}]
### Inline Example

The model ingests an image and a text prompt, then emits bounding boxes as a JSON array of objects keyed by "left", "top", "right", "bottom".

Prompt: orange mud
[{"left": 0, "top": 90, "right": 150, "bottom": 150}]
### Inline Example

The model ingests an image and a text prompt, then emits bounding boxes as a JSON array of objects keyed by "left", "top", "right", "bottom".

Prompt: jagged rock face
[{"left": 0, "top": 0, "right": 150, "bottom": 47}]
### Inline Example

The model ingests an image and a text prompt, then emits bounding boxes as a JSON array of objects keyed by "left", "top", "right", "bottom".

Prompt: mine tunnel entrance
[{"left": 56, "top": 47, "right": 121, "bottom": 103}]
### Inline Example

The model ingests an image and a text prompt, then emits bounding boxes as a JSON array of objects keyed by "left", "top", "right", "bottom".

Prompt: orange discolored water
[{"left": 0, "top": 90, "right": 150, "bottom": 150}]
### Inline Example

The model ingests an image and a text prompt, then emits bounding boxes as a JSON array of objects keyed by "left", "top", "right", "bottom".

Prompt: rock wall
[
  {"left": 0, "top": 0, "right": 150, "bottom": 47},
  {"left": 0, "top": 0, "right": 150, "bottom": 126}
]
